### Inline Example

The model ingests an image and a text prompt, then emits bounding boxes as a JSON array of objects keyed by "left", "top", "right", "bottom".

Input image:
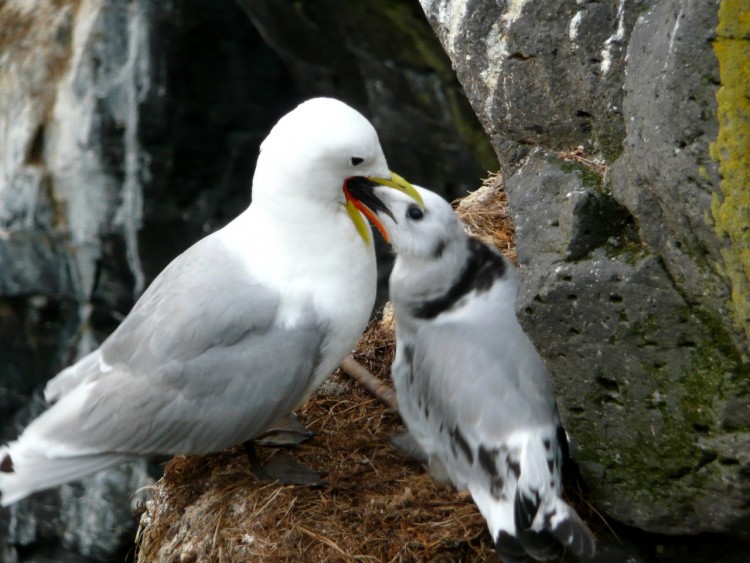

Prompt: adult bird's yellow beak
[
  {"left": 367, "top": 172, "right": 425, "bottom": 209},
  {"left": 344, "top": 172, "right": 422, "bottom": 245}
]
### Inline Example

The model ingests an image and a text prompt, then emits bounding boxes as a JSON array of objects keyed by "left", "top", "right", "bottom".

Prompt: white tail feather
[
  {"left": 470, "top": 485, "right": 529, "bottom": 562},
  {"left": 469, "top": 484, "right": 516, "bottom": 538},
  {"left": 0, "top": 439, "right": 135, "bottom": 506},
  {"left": 469, "top": 432, "right": 595, "bottom": 560},
  {"left": 44, "top": 351, "right": 102, "bottom": 403}
]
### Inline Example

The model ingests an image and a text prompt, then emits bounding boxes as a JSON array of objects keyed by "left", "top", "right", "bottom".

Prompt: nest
[
  {"left": 134, "top": 179, "right": 530, "bottom": 562},
  {"left": 455, "top": 173, "right": 516, "bottom": 264}
]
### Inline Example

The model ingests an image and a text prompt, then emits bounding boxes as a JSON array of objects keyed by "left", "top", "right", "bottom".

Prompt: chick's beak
[{"left": 344, "top": 172, "right": 422, "bottom": 245}]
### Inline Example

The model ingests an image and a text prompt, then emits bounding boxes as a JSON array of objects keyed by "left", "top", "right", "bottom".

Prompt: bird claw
[
  {"left": 243, "top": 438, "right": 325, "bottom": 487},
  {"left": 258, "top": 451, "right": 326, "bottom": 487}
]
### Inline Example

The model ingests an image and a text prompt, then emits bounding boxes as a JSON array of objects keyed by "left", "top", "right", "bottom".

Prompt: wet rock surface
[{"left": 0, "top": 0, "right": 490, "bottom": 559}]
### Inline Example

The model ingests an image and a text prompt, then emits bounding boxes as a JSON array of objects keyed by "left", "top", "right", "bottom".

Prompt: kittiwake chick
[{"left": 374, "top": 186, "right": 595, "bottom": 561}]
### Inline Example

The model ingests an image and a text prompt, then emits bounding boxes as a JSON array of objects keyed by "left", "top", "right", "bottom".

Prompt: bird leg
[
  {"left": 243, "top": 441, "right": 268, "bottom": 479},
  {"left": 243, "top": 433, "right": 325, "bottom": 487},
  {"left": 242, "top": 412, "right": 326, "bottom": 486},
  {"left": 258, "top": 451, "right": 325, "bottom": 487},
  {"left": 252, "top": 412, "right": 314, "bottom": 447}
]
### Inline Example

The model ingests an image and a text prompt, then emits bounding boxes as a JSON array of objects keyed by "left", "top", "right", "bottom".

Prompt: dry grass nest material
[
  {"left": 135, "top": 179, "right": 594, "bottom": 561},
  {"left": 134, "top": 368, "right": 494, "bottom": 562},
  {"left": 455, "top": 173, "right": 516, "bottom": 264}
]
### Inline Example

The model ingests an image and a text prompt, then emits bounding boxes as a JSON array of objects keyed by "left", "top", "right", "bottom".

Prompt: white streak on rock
[
  {"left": 419, "top": 0, "right": 469, "bottom": 57},
  {"left": 482, "top": 20, "right": 509, "bottom": 117},
  {"left": 601, "top": 0, "right": 626, "bottom": 76},
  {"left": 48, "top": 0, "right": 150, "bottom": 299},
  {"left": 665, "top": 0, "right": 686, "bottom": 70},
  {"left": 116, "top": 1, "right": 150, "bottom": 297},
  {"left": 484, "top": 0, "right": 530, "bottom": 119},
  {"left": 501, "top": 0, "right": 530, "bottom": 26},
  {"left": 569, "top": 10, "right": 585, "bottom": 42}
]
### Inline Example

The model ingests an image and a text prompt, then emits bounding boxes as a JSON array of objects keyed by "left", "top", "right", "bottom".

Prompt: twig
[{"left": 340, "top": 355, "right": 398, "bottom": 410}]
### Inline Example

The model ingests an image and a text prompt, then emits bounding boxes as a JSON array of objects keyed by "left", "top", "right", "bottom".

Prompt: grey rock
[
  {"left": 609, "top": 1, "right": 731, "bottom": 342},
  {"left": 0, "top": 233, "right": 76, "bottom": 299},
  {"left": 420, "top": 0, "right": 750, "bottom": 540},
  {"left": 419, "top": 0, "right": 638, "bottom": 172}
]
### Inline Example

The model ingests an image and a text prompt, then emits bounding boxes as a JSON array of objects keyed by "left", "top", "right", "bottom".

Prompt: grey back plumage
[{"left": 38, "top": 233, "right": 327, "bottom": 455}]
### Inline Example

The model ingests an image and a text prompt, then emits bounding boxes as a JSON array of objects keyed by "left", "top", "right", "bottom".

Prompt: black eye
[
  {"left": 407, "top": 204, "right": 424, "bottom": 221},
  {"left": 350, "top": 156, "right": 364, "bottom": 166}
]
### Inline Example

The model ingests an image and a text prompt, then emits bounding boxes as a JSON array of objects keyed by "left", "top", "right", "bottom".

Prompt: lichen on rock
[{"left": 710, "top": 0, "right": 750, "bottom": 346}]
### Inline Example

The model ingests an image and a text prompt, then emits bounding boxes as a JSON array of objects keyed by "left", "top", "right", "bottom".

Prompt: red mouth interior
[{"left": 343, "top": 184, "right": 390, "bottom": 244}]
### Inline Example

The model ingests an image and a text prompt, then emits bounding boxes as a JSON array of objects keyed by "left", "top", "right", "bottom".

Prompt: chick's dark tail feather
[
  {"left": 514, "top": 487, "right": 563, "bottom": 561},
  {"left": 494, "top": 529, "right": 528, "bottom": 562},
  {"left": 514, "top": 486, "right": 596, "bottom": 560}
]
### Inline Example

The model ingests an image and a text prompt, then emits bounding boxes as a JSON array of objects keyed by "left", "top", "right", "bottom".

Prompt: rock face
[
  {"left": 420, "top": 0, "right": 750, "bottom": 539},
  {"left": 4, "top": 0, "right": 747, "bottom": 556},
  {"left": 236, "top": 0, "right": 496, "bottom": 201},
  {"left": 0, "top": 0, "right": 491, "bottom": 559}
]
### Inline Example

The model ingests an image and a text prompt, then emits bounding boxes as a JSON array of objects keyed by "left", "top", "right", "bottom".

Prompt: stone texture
[
  {"left": 0, "top": 1, "right": 164, "bottom": 559},
  {"left": 609, "top": 1, "right": 731, "bottom": 345},
  {"left": 420, "top": 0, "right": 637, "bottom": 170},
  {"left": 420, "top": 0, "right": 750, "bottom": 539}
]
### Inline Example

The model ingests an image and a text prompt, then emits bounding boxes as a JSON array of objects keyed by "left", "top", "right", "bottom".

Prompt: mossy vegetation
[
  {"left": 710, "top": 0, "right": 750, "bottom": 344},
  {"left": 559, "top": 159, "right": 605, "bottom": 192},
  {"left": 593, "top": 122, "right": 626, "bottom": 164}
]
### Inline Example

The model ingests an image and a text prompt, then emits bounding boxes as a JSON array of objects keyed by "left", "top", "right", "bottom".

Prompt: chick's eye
[
  {"left": 407, "top": 204, "right": 424, "bottom": 221},
  {"left": 350, "top": 156, "right": 364, "bottom": 166}
]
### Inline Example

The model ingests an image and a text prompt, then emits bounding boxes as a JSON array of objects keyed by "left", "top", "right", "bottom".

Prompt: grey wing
[
  {"left": 413, "top": 319, "right": 560, "bottom": 447},
  {"left": 38, "top": 234, "right": 327, "bottom": 455},
  {"left": 407, "top": 320, "right": 560, "bottom": 494}
]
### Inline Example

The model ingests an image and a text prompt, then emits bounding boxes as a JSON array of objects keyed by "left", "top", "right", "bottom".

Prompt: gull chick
[
  {"left": 0, "top": 98, "right": 422, "bottom": 505},
  {"left": 375, "top": 186, "right": 595, "bottom": 561}
]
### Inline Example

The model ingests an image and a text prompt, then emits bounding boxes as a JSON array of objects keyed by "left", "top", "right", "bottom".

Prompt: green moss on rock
[
  {"left": 574, "top": 270, "right": 750, "bottom": 524},
  {"left": 594, "top": 123, "right": 625, "bottom": 164},
  {"left": 558, "top": 159, "right": 604, "bottom": 192}
]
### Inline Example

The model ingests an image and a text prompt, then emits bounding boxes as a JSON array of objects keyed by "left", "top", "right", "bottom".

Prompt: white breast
[{"left": 219, "top": 202, "right": 377, "bottom": 390}]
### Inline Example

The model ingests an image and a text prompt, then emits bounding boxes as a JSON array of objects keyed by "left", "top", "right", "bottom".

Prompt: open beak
[{"left": 344, "top": 172, "right": 422, "bottom": 245}]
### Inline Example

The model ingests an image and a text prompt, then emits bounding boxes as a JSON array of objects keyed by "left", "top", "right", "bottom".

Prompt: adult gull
[{"left": 0, "top": 97, "right": 422, "bottom": 505}]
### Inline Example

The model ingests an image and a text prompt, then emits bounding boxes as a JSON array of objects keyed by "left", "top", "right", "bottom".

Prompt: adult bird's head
[{"left": 252, "top": 97, "right": 423, "bottom": 244}]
